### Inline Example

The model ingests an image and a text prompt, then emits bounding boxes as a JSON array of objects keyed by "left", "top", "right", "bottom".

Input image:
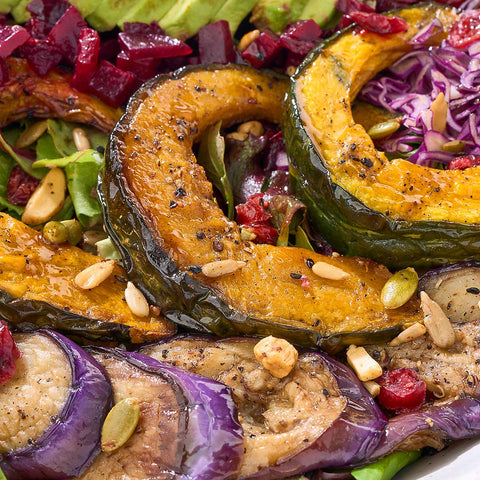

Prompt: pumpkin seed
[
  {"left": 43, "top": 221, "right": 69, "bottom": 245},
  {"left": 381, "top": 267, "right": 418, "bottom": 309},
  {"left": 72, "top": 127, "right": 91, "bottom": 151},
  {"left": 74, "top": 260, "right": 116, "bottom": 289},
  {"left": 21, "top": 168, "right": 66, "bottom": 225},
  {"left": 15, "top": 121, "right": 47, "bottom": 149},
  {"left": 125, "top": 281, "right": 150, "bottom": 317},
  {"left": 237, "top": 120, "right": 264, "bottom": 137},
  {"left": 442, "top": 140, "right": 466, "bottom": 153},
  {"left": 367, "top": 119, "right": 401, "bottom": 139},
  {"left": 60, "top": 219, "right": 83, "bottom": 245},
  {"left": 238, "top": 29, "right": 260, "bottom": 52},
  {"left": 101, "top": 398, "right": 140, "bottom": 452}
]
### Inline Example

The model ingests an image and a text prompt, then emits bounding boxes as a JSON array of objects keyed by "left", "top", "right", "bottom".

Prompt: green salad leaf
[
  {"left": 0, "top": 151, "right": 24, "bottom": 217},
  {"left": 351, "top": 451, "right": 421, "bottom": 480},
  {"left": 96, "top": 237, "right": 122, "bottom": 261},
  {"left": 0, "top": 466, "right": 6, "bottom": 480}
]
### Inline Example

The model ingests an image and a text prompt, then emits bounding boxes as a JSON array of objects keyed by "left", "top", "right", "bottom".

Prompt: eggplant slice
[
  {"left": 140, "top": 336, "right": 387, "bottom": 479},
  {"left": 0, "top": 330, "right": 112, "bottom": 480},
  {"left": 79, "top": 348, "right": 243, "bottom": 480},
  {"left": 420, "top": 262, "right": 480, "bottom": 323}
]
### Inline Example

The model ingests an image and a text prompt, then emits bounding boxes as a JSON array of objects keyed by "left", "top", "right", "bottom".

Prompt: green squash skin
[
  {"left": 0, "top": 290, "right": 132, "bottom": 344},
  {"left": 284, "top": 4, "right": 480, "bottom": 271},
  {"left": 101, "top": 64, "right": 402, "bottom": 353}
]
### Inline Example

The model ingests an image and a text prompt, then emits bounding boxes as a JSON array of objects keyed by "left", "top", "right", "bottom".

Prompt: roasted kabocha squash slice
[
  {"left": 0, "top": 213, "right": 175, "bottom": 343},
  {"left": 0, "top": 58, "right": 121, "bottom": 132},
  {"left": 102, "top": 64, "right": 422, "bottom": 352},
  {"left": 284, "top": 4, "right": 478, "bottom": 269}
]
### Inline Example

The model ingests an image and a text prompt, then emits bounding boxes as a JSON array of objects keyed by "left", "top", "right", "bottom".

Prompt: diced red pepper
[
  {"left": 242, "top": 29, "right": 282, "bottom": 69},
  {"left": 335, "top": 0, "right": 375, "bottom": 14},
  {"left": 448, "top": 11, "right": 480, "bottom": 49},
  {"left": 71, "top": 28, "right": 100, "bottom": 90},
  {"left": 0, "top": 25, "right": 31, "bottom": 59},
  {"left": 88, "top": 60, "right": 136, "bottom": 108},
  {"left": 198, "top": 20, "right": 236, "bottom": 64},
  {"left": 123, "top": 21, "right": 164, "bottom": 35},
  {"left": 7, "top": 165, "right": 40, "bottom": 206},
  {"left": 47, "top": 5, "right": 87, "bottom": 64},
  {"left": 0, "top": 321, "right": 21, "bottom": 386},
  {"left": 116, "top": 51, "right": 160, "bottom": 81},
  {"left": 349, "top": 11, "right": 408, "bottom": 35},
  {"left": 118, "top": 32, "right": 192, "bottom": 60},
  {"left": 20, "top": 38, "right": 62, "bottom": 75},
  {"left": 377, "top": 368, "right": 426, "bottom": 413},
  {"left": 448, "top": 155, "right": 480, "bottom": 170},
  {"left": 26, "top": 0, "right": 70, "bottom": 28}
]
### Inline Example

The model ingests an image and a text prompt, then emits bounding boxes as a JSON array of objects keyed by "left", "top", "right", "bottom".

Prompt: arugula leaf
[
  {"left": 198, "top": 121, "right": 234, "bottom": 219},
  {"left": 0, "top": 151, "right": 24, "bottom": 217},
  {"left": 52, "top": 196, "right": 74, "bottom": 222},
  {"left": 351, "top": 451, "right": 421, "bottom": 480},
  {"left": 295, "top": 226, "right": 314, "bottom": 251}
]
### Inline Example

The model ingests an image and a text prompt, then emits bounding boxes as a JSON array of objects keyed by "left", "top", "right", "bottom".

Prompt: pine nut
[
  {"left": 237, "top": 120, "right": 264, "bottom": 137},
  {"left": 286, "top": 65, "right": 296, "bottom": 77},
  {"left": 363, "top": 380, "right": 380, "bottom": 397},
  {"left": 125, "top": 281, "right": 150, "bottom": 317},
  {"left": 238, "top": 29, "right": 260, "bottom": 52},
  {"left": 0, "top": 255, "right": 27, "bottom": 273},
  {"left": 21, "top": 168, "right": 66, "bottom": 225},
  {"left": 15, "top": 121, "right": 48, "bottom": 149},
  {"left": 312, "top": 261, "right": 350, "bottom": 281},
  {"left": 254, "top": 336, "right": 298, "bottom": 378},
  {"left": 72, "top": 127, "right": 91, "bottom": 151},
  {"left": 225, "top": 131, "right": 248, "bottom": 142},
  {"left": 201, "top": 259, "right": 246, "bottom": 278},
  {"left": 240, "top": 227, "right": 257, "bottom": 241},
  {"left": 430, "top": 92, "right": 448, "bottom": 133},
  {"left": 420, "top": 291, "right": 456, "bottom": 348},
  {"left": 389, "top": 322, "right": 427, "bottom": 346},
  {"left": 74, "top": 260, "right": 116, "bottom": 290},
  {"left": 346, "top": 345, "right": 383, "bottom": 382}
]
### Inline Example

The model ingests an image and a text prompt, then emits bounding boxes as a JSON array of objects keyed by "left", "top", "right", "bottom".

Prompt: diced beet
[
  {"left": 0, "top": 25, "right": 31, "bottom": 59},
  {"left": 285, "top": 50, "right": 305, "bottom": 69},
  {"left": 279, "top": 36, "right": 316, "bottom": 56},
  {"left": 116, "top": 51, "right": 160, "bottom": 81},
  {"left": 71, "top": 28, "right": 100, "bottom": 90},
  {"left": 187, "top": 56, "right": 200, "bottom": 65},
  {"left": 123, "top": 21, "right": 164, "bottom": 35},
  {"left": 118, "top": 32, "right": 192, "bottom": 60},
  {"left": 0, "top": 321, "right": 21, "bottom": 386},
  {"left": 349, "top": 11, "right": 408, "bottom": 34},
  {"left": 88, "top": 60, "right": 136, "bottom": 108},
  {"left": 24, "top": 18, "right": 48, "bottom": 39},
  {"left": 0, "top": 57, "right": 8, "bottom": 84},
  {"left": 198, "top": 20, "right": 236, "bottom": 65},
  {"left": 26, "top": 0, "right": 70, "bottom": 28},
  {"left": 7, "top": 165, "right": 40, "bottom": 206},
  {"left": 19, "top": 38, "right": 62, "bottom": 75},
  {"left": 47, "top": 5, "right": 87, "bottom": 64},
  {"left": 335, "top": 0, "right": 376, "bottom": 14},
  {"left": 282, "top": 20, "right": 322, "bottom": 42},
  {"left": 241, "top": 30, "right": 282, "bottom": 69},
  {"left": 98, "top": 37, "right": 119, "bottom": 60}
]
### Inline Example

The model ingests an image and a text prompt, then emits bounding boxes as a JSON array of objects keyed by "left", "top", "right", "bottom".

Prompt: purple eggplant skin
[
  {"left": 243, "top": 351, "right": 387, "bottom": 479},
  {"left": 369, "top": 397, "right": 480, "bottom": 461},
  {"left": 0, "top": 329, "right": 112, "bottom": 480},
  {"left": 101, "top": 348, "right": 244, "bottom": 480},
  {"left": 419, "top": 261, "right": 480, "bottom": 323}
]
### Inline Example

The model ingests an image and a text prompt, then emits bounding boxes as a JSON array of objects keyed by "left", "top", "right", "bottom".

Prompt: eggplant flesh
[
  {"left": 140, "top": 336, "right": 386, "bottom": 478},
  {"left": 80, "top": 348, "right": 243, "bottom": 480},
  {"left": 0, "top": 333, "right": 72, "bottom": 454},
  {"left": 420, "top": 262, "right": 480, "bottom": 323}
]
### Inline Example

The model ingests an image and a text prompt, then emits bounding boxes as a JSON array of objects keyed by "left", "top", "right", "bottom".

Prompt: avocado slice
[
  {"left": 250, "top": 0, "right": 308, "bottom": 34},
  {"left": 0, "top": 0, "right": 17, "bottom": 15},
  {"left": 160, "top": 0, "right": 229, "bottom": 40},
  {"left": 87, "top": 0, "right": 151, "bottom": 31},
  {"left": 11, "top": 0, "right": 30, "bottom": 23},
  {"left": 299, "top": 0, "right": 337, "bottom": 28},
  {"left": 117, "top": 0, "right": 176, "bottom": 27},
  {"left": 212, "top": 0, "right": 257, "bottom": 34}
]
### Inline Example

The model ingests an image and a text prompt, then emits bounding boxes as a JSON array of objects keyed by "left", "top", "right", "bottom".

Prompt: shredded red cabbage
[{"left": 360, "top": 8, "right": 480, "bottom": 168}]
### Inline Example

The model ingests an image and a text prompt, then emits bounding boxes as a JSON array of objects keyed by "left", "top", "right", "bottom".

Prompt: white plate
[{"left": 396, "top": 438, "right": 480, "bottom": 479}]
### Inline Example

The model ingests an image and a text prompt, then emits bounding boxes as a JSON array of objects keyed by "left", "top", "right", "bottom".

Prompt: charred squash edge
[{"left": 284, "top": 3, "right": 480, "bottom": 270}]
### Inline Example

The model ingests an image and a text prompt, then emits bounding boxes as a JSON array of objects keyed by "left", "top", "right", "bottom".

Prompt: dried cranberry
[
  {"left": 349, "top": 12, "right": 408, "bottom": 35},
  {"left": 335, "top": 0, "right": 375, "bottom": 14},
  {"left": 448, "top": 155, "right": 480, "bottom": 170},
  {"left": 71, "top": 28, "right": 100, "bottom": 90},
  {"left": 198, "top": 20, "right": 236, "bottom": 64},
  {"left": 377, "top": 368, "right": 426, "bottom": 413},
  {"left": 7, "top": 166, "right": 40, "bottom": 206},
  {"left": 448, "top": 11, "right": 480, "bottom": 49},
  {"left": 0, "top": 322, "right": 21, "bottom": 386}
]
